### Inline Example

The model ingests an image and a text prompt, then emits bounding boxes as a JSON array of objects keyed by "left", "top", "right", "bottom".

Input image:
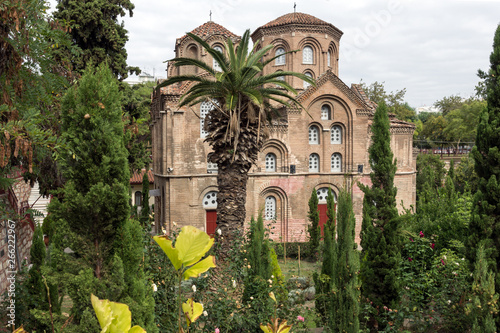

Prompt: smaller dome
[{"left": 180, "top": 21, "right": 239, "bottom": 41}]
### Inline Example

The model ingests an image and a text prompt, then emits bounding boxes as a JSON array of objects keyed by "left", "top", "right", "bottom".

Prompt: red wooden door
[
  {"left": 318, "top": 204, "right": 327, "bottom": 236},
  {"left": 206, "top": 210, "right": 217, "bottom": 236}
]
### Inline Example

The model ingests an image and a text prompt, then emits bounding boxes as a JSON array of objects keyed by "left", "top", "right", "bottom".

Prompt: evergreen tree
[
  {"left": 313, "top": 220, "right": 335, "bottom": 326},
  {"left": 470, "top": 243, "right": 498, "bottom": 333},
  {"left": 359, "top": 101, "right": 400, "bottom": 330},
  {"left": 243, "top": 214, "right": 273, "bottom": 332},
  {"left": 47, "top": 64, "right": 155, "bottom": 331},
  {"left": 307, "top": 189, "right": 320, "bottom": 258},
  {"left": 468, "top": 24, "right": 500, "bottom": 295},
  {"left": 139, "top": 170, "right": 151, "bottom": 226},
  {"left": 329, "top": 189, "right": 360, "bottom": 332},
  {"left": 54, "top": 0, "right": 138, "bottom": 80},
  {"left": 326, "top": 188, "right": 336, "bottom": 240}
]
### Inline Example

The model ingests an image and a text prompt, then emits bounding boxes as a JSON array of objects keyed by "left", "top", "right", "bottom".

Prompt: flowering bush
[{"left": 399, "top": 232, "right": 472, "bottom": 331}]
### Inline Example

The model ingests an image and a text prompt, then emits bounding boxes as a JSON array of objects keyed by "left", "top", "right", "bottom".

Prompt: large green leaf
[
  {"left": 91, "top": 294, "right": 131, "bottom": 333},
  {"left": 175, "top": 226, "right": 214, "bottom": 267},
  {"left": 183, "top": 255, "right": 216, "bottom": 280},
  {"left": 153, "top": 235, "right": 182, "bottom": 270},
  {"left": 182, "top": 298, "right": 204, "bottom": 326}
]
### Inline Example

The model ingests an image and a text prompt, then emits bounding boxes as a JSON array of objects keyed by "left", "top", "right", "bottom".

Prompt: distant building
[
  {"left": 150, "top": 13, "right": 417, "bottom": 243},
  {"left": 124, "top": 71, "right": 157, "bottom": 86}
]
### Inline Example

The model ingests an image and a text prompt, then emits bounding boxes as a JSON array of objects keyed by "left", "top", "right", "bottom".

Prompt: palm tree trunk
[{"left": 216, "top": 161, "right": 250, "bottom": 256}]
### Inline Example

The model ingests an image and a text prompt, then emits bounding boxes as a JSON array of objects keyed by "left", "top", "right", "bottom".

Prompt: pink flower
[
  {"left": 409, "top": 238, "right": 414, "bottom": 242},
  {"left": 408, "top": 257, "right": 413, "bottom": 262},
  {"left": 215, "top": 329, "right": 220, "bottom": 333},
  {"left": 431, "top": 243, "right": 435, "bottom": 249},
  {"left": 297, "top": 316, "right": 305, "bottom": 322},
  {"left": 441, "top": 259, "right": 445, "bottom": 265},
  {"left": 419, "top": 231, "right": 424, "bottom": 238}
]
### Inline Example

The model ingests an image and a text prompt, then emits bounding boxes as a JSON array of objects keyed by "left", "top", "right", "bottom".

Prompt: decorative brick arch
[{"left": 259, "top": 186, "right": 289, "bottom": 241}]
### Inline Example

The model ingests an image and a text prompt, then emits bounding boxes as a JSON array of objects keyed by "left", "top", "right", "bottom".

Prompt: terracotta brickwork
[{"left": 150, "top": 13, "right": 417, "bottom": 243}]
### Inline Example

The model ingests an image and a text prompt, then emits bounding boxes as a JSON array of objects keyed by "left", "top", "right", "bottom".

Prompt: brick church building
[{"left": 150, "top": 12, "right": 416, "bottom": 243}]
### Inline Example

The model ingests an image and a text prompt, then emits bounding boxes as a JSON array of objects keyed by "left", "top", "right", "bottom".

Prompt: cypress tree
[
  {"left": 54, "top": 0, "right": 138, "bottom": 80},
  {"left": 359, "top": 101, "right": 400, "bottom": 330},
  {"left": 315, "top": 188, "right": 360, "bottom": 331},
  {"left": 140, "top": 170, "right": 151, "bottom": 226},
  {"left": 326, "top": 188, "right": 336, "bottom": 241},
  {"left": 468, "top": 24, "right": 500, "bottom": 286},
  {"left": 48, "top": 64, "right": 155, "bottom": 331},
  {"left": 313, "top": 220, "right": 335, "bottom": 326},
  {"left": 328, "top": 188, "right": 360, "bottom": 332},
  {"left": 470, "top": 243, "right": 498, "bottom": 333},
  {"left": 307, "top": 189, "right": 320, "bottom": 258}
]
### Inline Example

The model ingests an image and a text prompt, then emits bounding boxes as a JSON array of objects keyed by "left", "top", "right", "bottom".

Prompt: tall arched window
[
  {"left": 331, "top": 153, "right": 342, "bottom": 172},
  {"left": 303, "top": 72, "right": 313, "bottom": 89},
  {"left": 321, "top": 105, "right": 331, "bottom": 120},
  {"left": 303, "top": 46, "right": 313, "bottom": 64},
  {"left": 327, "top": 51, "right": 331, "bottom": 67},
  {"left": 308, "top": 126, "right": 319, "bottom": 144},
  {"left": 134, "top": 191, "right": 142, "bottom": 206},
  {"left": 265, "top": 196, "right": 276, "bottom": 220},
  {"left": 275, "top": 47, "right": 285, "bottom": 65},
  {"left": 213, "top": 45, "right": 223, "bottom": 71},
  {"left": 265, "top": 153, "right": 276, "bottom": 172},
  {"left": 331, "top": 125, "right": 342, "bottom": 144},
  {"left": 203, "top": 191, "right": 218, "bottom": 209},
  {"left": 200, "top": 101, "right": 214, "bottom": 137},
  {"left": 309, "top": 153, "right": 319, "bottom": 172}
]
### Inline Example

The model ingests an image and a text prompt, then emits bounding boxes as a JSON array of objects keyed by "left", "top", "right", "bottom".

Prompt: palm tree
[{"left": 157, "top": 29, "right": 314, "bottom": 254}]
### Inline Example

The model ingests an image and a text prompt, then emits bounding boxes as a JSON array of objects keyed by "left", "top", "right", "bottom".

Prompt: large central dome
[{"left": 260, "top": 12, "right": 332, "bottom": 29}]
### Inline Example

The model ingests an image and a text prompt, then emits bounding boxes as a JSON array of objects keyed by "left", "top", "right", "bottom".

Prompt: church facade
[{"left": 150, "top": 13, "right": 416, "bottom": 243}]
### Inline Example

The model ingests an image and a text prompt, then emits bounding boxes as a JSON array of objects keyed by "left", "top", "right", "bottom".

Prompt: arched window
[
  {"left": 308, "top": 126, "right": 319, "bottom": 144},
  {"left": 134, "top": 191, "right": 142, "bottom": 206},
  {"left": 213, "top": 45, "right": 223, "bottom": 71},
  {"left": 200, "top": 101, "right": 215, "bottom": 137},
  {"left": 316, "top": 187, "right": 337, "bottom": 203},
  {"left": 265, "top": 153, "right": 276, "bottom": 172},
  {"left": 303, "top": 46, "right": 313, "bottom": 64},
  {"left": 321, "top": 105, "right": 331, "bottom": 120},
  {"left": 275, "top": 47, "right": 285, "bottom": 65},
  {"left": 331, "top": 125, "right": 342, "bottom": 144},
  {"left": 327, "top": 51, "right": 331, "bottom": 67},
  {"left": 303, "top": 72, "right": 313, "bottom": 89},
  {"left": 309, "top": 153, "right": 319, "bottom": 172},
  {"left": 265, "top": 196, "right": 276, "bottom": 220},
  {"left": 203, "top": 191, "right": 218, "bottom": 209},
  {"left": 331, "top": 153, "right": 342, "bottom": 172}
]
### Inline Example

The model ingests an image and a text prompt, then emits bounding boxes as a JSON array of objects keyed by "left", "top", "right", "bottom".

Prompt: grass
[{"left": 278, "top": 257, "right": 319, "bottom": 281}]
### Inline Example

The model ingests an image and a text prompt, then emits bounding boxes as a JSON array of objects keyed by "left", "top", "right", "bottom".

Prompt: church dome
[
  {"left": 180, "top": 21, "right": 239, "bottom": 41},
  {"left": 260, "top": 12, "right": 332, "bottom": 29}
]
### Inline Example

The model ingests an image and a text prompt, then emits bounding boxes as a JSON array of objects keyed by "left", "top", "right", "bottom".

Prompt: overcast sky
[{"left": 51, "top": 0, "right": 500, "bottom": 108}]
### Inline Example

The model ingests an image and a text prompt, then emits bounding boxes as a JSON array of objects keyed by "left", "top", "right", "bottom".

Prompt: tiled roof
[
  {"left": 260, "top": 12, "right": 332, "bottom": 29},
  {"left": 130, "top": 169, "right": 154, "bottom": 184},
  {"left": 180, "top": 21, "right": 239, "bottom": 41}
]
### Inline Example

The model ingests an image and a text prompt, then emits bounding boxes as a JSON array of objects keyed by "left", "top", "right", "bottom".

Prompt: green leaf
[
  {"left": 182, "top": 298, "right": 204, "bottom": 326},
  {"left": 260, "top": 324, "right": 272, "bottom": 333},
  {"left": 128, "top": 326, "right": 147, "bottom": 333},
  {"left": 153, "top": 235, "right": 182, "bottom": 270},
  {"left": 91, "top": 294, "right": 131, "bottom": 333},
  {"left": 175, "top": 226, "right": 214, "bottom": 266},
  {"left": 183, "top": 255, "right": 216, "bottom": 280}
]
